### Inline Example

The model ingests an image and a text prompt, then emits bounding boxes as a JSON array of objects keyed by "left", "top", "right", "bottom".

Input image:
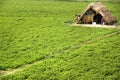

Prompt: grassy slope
[
  {"left": 0, "top": 0, "right": 120, "bottom": 80},
  {"left": 1, "top": 28, "right": 120, "bottom": 80},
  {"left": 0, "top": 0, "right": 119, "bottom": 70}
]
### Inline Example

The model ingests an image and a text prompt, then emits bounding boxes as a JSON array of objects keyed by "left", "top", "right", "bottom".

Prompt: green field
[{"left": 0, "top": 0, "right": 120, "bottom": 80}]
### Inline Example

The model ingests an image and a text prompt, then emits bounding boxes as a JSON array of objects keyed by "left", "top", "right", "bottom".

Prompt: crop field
[{"left": 0, "top": 0, "right": 120, "bottom": 80}]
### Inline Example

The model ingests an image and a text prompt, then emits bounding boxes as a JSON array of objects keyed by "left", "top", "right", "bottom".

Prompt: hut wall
[{"left": 81, "top": 14, "right": 94, "bottom": 23}]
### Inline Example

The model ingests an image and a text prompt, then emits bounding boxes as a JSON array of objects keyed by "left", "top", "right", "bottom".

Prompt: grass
[
  {"left": 1, "top": 28, "right": 120, "bottom": 80},
  {"left": 0, "top": 0, "right": 120, "bottom": 80}
]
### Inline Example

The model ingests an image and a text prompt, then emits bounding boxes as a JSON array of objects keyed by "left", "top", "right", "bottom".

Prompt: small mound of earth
[{"left": 70, "top": 23, "right": 119, "bottom": 28}]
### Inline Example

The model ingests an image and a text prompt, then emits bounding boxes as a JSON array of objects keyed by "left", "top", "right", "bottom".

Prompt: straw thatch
[{"left": 77, "top": 2, "right": 117, "bottom": 25}]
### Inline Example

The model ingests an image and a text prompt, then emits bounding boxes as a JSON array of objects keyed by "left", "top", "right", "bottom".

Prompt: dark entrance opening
[{"left": 93, "top": 14, "right": 102, "bottom": 24}]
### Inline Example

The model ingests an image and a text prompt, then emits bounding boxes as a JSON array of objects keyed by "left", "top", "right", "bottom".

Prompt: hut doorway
[{"left": 93, "top": 14, "right": 102, "bottom": 24}]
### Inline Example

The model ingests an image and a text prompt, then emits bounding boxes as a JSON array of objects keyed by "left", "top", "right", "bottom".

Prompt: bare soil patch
[{"left": 70, "top": 23, "right": 119, "bottom": 28}]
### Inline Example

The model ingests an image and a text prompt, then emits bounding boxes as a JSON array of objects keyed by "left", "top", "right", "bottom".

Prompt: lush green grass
[
  {"left": 0, "top": 0, "right": 120, "bottom": 80},
  {"left": 0, "top": 0, "right": 118, "bottom": 70},
  {"left": 1, "top": 28, "right": 120, "bottom": 80}
]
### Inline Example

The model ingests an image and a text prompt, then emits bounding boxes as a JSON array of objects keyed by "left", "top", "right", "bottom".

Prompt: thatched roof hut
[{"left": 77, "top": 2, "right": 117, "bottom": 25}]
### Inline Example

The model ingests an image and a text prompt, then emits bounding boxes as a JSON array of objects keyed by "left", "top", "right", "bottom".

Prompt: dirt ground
[{"left": 70, "top": 23, "right": 120, "bottom": 28}]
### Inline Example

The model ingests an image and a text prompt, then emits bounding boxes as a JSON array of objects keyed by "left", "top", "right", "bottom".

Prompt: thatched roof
[{"left": 78, "top": 2, "right": 117, "bottom": 24}]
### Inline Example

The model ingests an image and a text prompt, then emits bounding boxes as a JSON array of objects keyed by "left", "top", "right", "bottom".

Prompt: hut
[{"left": 76, "top": 2, "right": 117, "bottom": 25}]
